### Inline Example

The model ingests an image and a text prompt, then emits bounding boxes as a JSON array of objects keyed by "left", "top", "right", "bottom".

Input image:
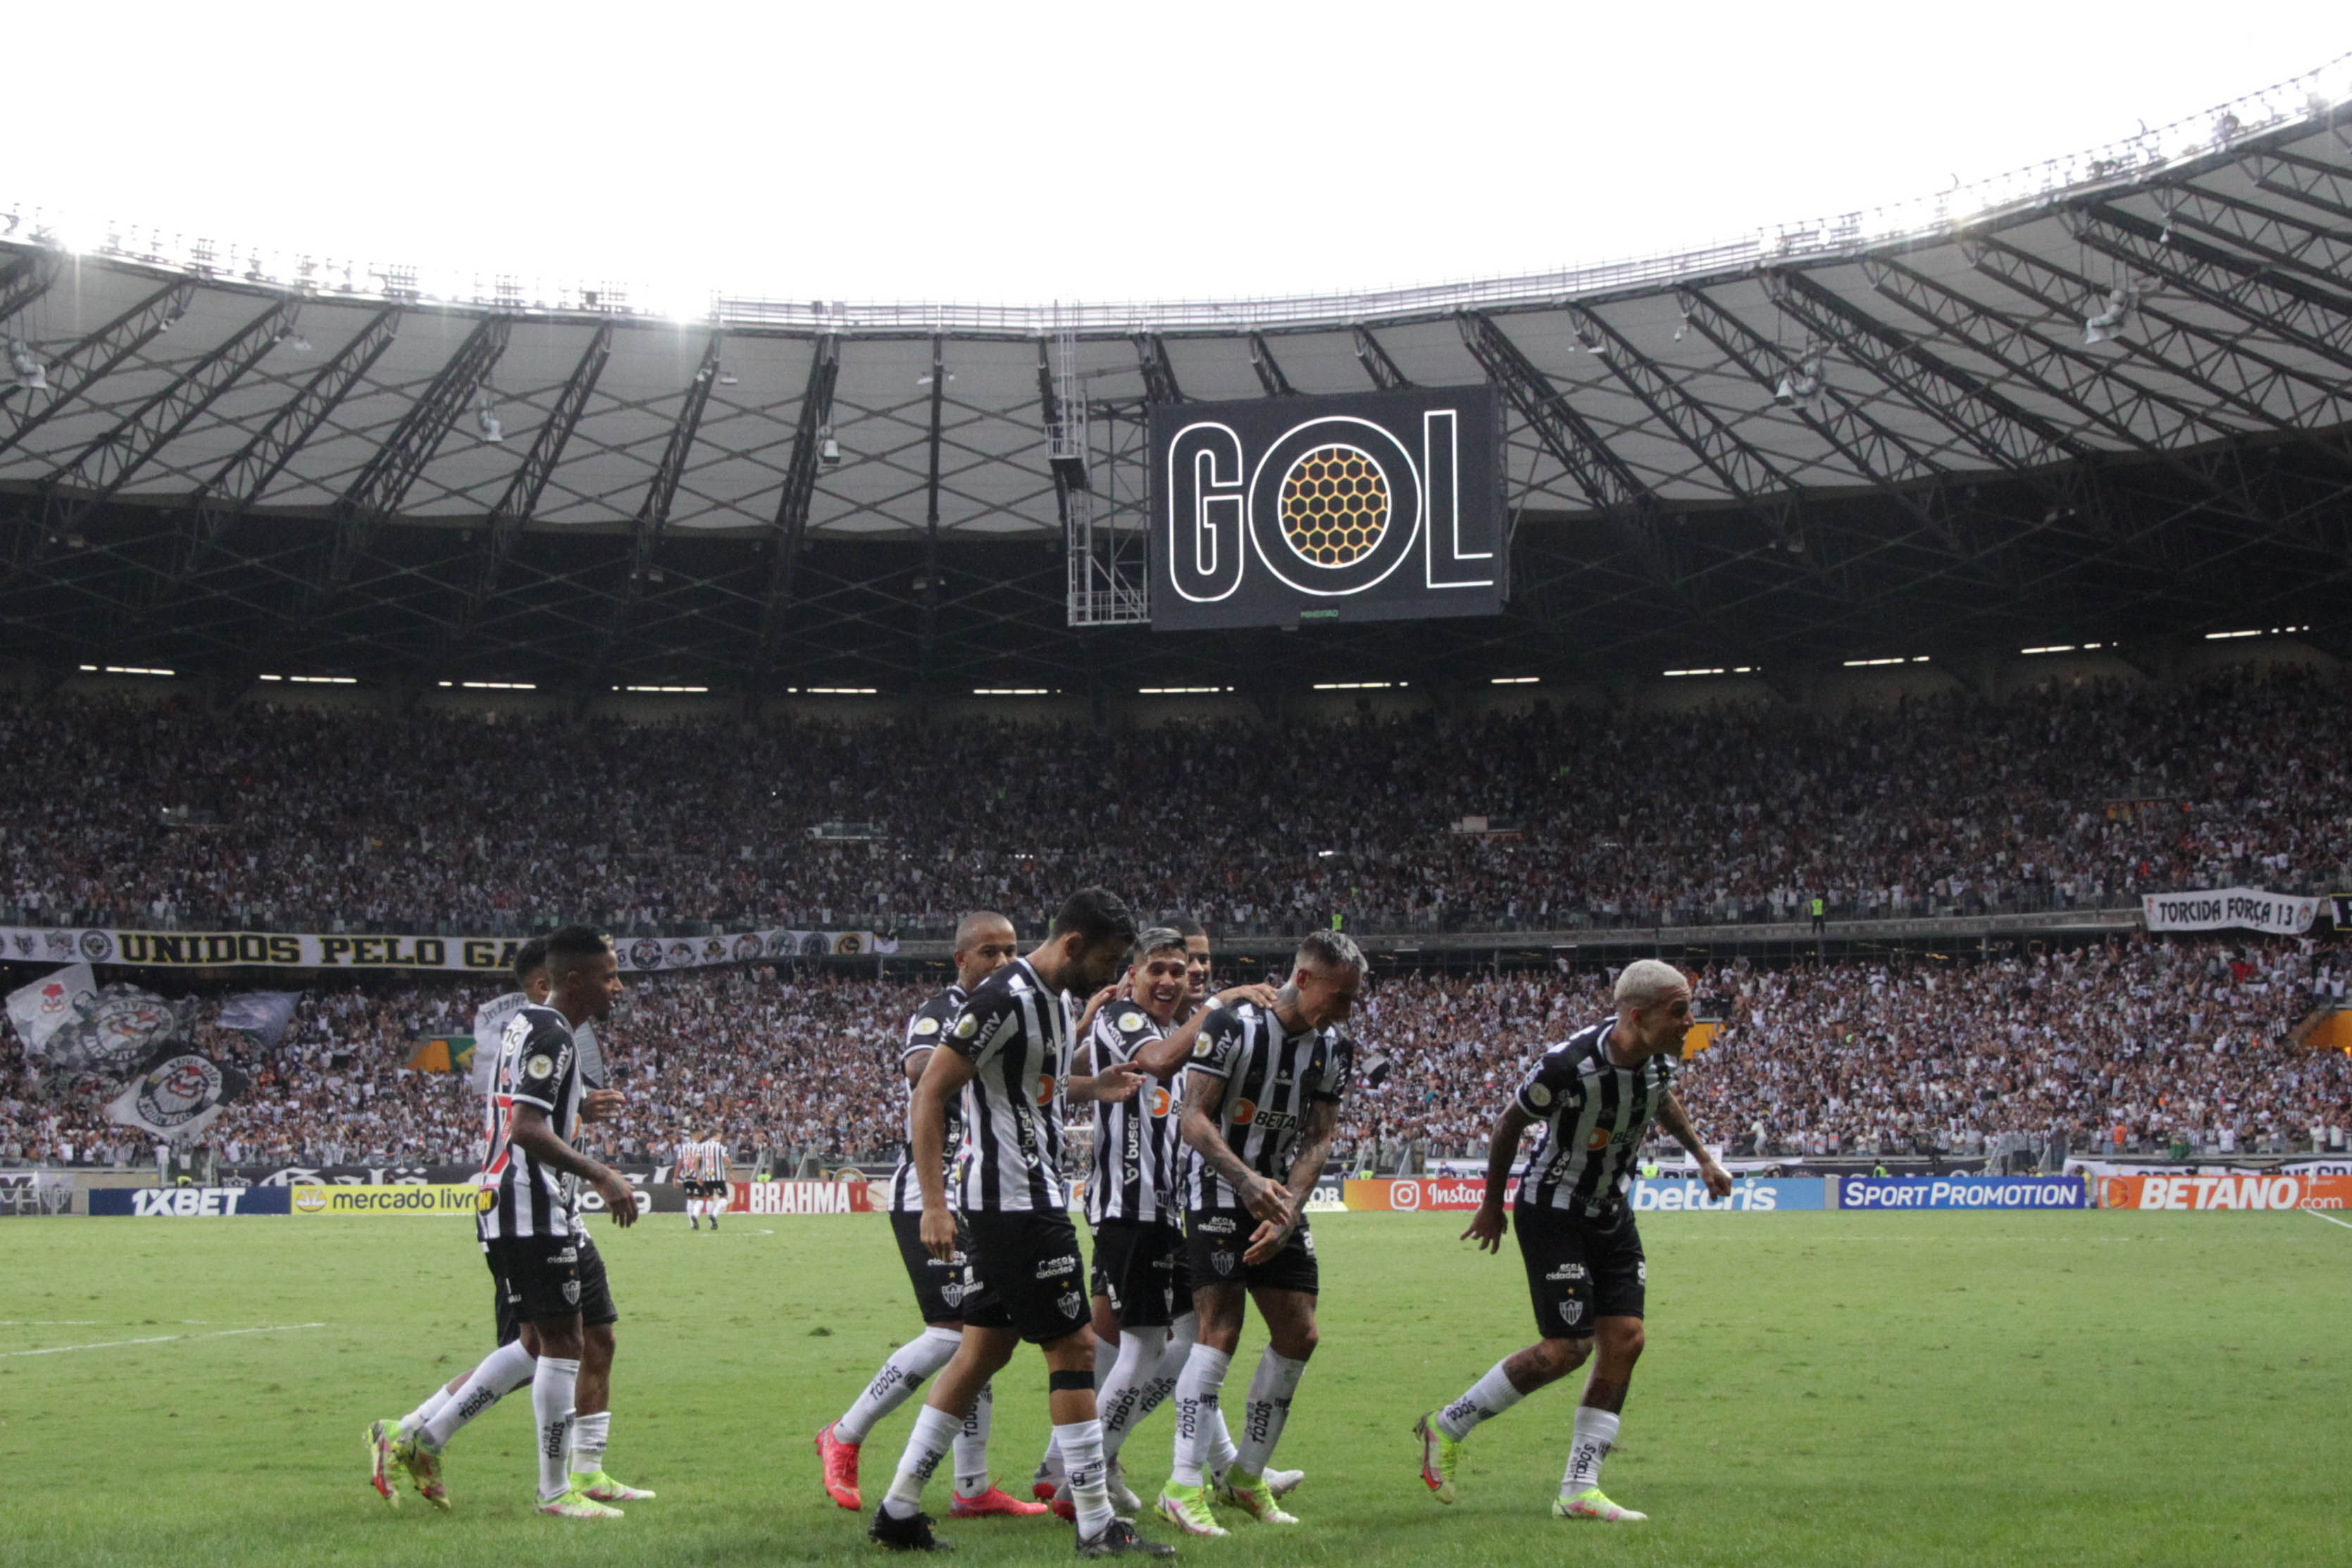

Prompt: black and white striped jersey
[
  {"left": 477, "top": 1002, "right": 592, "bottom": 1241},
  {"left": 1181, "top": 1001, "right": 1351, "bottom": 1213},
  {"left": 945, "top": 959, "right": 1073, "bottom": 1215},
  {"left": 678, "top": 1138, "right": 729, "bottom": 1183},
  {"left": 886, "top": 983, "right": 968, "bottom": 1214},
  {"left": 1512, "top": 1020, "right": 1679, "bottom": 1215},
  {"left": 1086, "top": 1003, "right": 1182, "bottom": 1226}
]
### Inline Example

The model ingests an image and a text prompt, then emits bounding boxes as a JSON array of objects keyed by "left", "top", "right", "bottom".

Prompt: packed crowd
[
  {"left": 1, "top": 662, "right": 2345, "bottom": 940},
  {"left": 4, "top": 935, "right": 2341, "bottom": 1170}
]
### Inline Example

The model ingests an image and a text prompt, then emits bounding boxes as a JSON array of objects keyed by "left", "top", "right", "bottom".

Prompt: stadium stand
[
  {"left": 1, "top": 660, "right": 2344, "bottom": 941},
  {"left": 6, "top": 935, "right": 2341, "bottom": 1172}
]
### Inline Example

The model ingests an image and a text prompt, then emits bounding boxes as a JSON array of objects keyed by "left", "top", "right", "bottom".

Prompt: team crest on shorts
[
  {"left": 940, "top": 1279, "right": 966, "bottom": 1307},
  {"left": 1057, "top": 1290, "right": 1084, "bottom": 1320},
  {"left": 1211, "top": 1249, "right": 1237, "bottom": 1276},
  {"left": 563, "top": 1280, "right": 582, "bottom": 1306},
  {"left": 1560, "top": 1300, "right": 1584, "bottom": 1326}
]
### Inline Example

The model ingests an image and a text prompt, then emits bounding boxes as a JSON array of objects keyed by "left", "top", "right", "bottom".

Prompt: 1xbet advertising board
[
  {"left": 1150, "top": 386, "right": 1506, "bottom": 630},
  {"left": 89, "top": 1186, "right": 291, "bottom": 1217}
]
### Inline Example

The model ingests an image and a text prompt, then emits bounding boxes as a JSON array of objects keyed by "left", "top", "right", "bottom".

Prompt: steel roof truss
[{"left": 0, "top": 278, "right": 196, "bottom": 462}]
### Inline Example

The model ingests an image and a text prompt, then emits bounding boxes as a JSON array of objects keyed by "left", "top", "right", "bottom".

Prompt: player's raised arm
[{"left": 1132, "top": 981, "right": 1278, "bottom": 1081}]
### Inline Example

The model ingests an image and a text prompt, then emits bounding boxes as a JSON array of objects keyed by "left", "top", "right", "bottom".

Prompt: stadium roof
[{"left": 4, "top": 60, "right": 2350, "bottom": 697}]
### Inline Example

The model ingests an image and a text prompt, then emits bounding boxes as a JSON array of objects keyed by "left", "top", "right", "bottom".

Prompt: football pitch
[{"left": 1, "top": 1209, "right": 2344, "bottom": 1568}]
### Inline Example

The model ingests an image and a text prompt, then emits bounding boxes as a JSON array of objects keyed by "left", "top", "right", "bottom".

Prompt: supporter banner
[
  {"left": 2096, "top": 1173, "right": 2352, "bottom": 1211},
  {"left": 1839, "top": 1176, "right": 2087, "bottom": 1210},
  {"left": 1341, "top": 1176, "right": 1826, "bottom": 1212},
  {"left": 4, "top": 962, "right": 94, "bottom": 1050},
  {"left": 90, "top": 1186, "right": 291, "bottom": 1217},
  {"left": 215, "top": 990, "right": 301, "bottom": 1047},
  {"left": 2333, "top": 895, "right": 2351, "bottom": 928},
  {"left": 290, "top": 1183, "right": 480, "bottom": 1217},
  {"left": 722, "top": 1179, "right": 873, "bottom": 1215},
  {"left": 0, "top": 925, "right": 897, "bottom": 973},
  {"left": 106, "top": 1046, "right": 249, "bottom": 1139},
  {"left": 0, "top": 1171, "right": 73, "bottom": 1217},
  {"left": 2141, "top": 888, "right": 2320, "bottom": 935}
]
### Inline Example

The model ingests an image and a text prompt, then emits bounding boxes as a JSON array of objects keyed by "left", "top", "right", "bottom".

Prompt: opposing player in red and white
[{"left": 1414, "top": 959, "right": 1730, "bottom": 1524}]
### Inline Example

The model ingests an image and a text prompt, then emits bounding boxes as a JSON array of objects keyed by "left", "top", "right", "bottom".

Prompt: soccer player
[
  {"left": 680, "top": 1130, "right": 729, "bottom": 1229},
  {"left": 440, "top": 926, "right": 642, "bottom": 1519},
  {"left": 1155, "top": 931, "right": 1362, "bottom": 1538},
  {"left": 1413, "top": 959, "right": 1732, "bottom": 1524},
  {"left": 819, "top": 911, "right": 1043, "bottom": 1520},
  {"left": 867, "top": 888, "right": 1171, "bottom": 1557},
  {"left": 368, "top": 938, "right": 647, "bottom": 1512}
]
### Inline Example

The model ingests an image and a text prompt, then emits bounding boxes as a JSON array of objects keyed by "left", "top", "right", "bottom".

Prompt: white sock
[
  {"left": 1232, "top": 1348, "right": 1307, "bottom": 1477},
  {"left": 1211, "top": 1406, "right": 1238, "bottom": 1473},
  {"left": 952, "top": 1381, "right": 993, "bottom": 1499},
  {"left": 1563, "top": 1407, "right": 1620, "bottom": 1495},
  {"left": 423, "top": 1338, "right": 537, "bottom": 1450},
  {"left": 402, "top": 1384, "right": 454, "bottom": 1436},
  {"left": 837, "top": 1326, "right": 962, "bottom": 1444},
  {"left": 881, "top": 1404, "right": 962, "bottom": 1520},
  {"left": 1436, "top": 1358, "right": 1526, "bottom": 1441},
  {"left": 1054, "top": 1418, "right": 1114, "bottom": 1538},
  {"left": 571, "top": 1411, "right": 610, "bottom": 1475},
  {"left": 1097, "top": 1325, "right": 1168, "bottom": 1460},
  {"left": 532, "top": 1356, "right": 580, "bottom": 1502},
  {"left": 1169, "top": 1343, "right": 1231, "bottom": 1486}
]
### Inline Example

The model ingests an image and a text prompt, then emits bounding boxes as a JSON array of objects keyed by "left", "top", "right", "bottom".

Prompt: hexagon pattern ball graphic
[{"left": 1279, "top": 444, "right": 1390, "bottom": 566}]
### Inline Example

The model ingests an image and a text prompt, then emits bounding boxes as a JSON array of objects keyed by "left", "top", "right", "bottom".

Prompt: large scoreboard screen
[{"left": 1147, "top": 385, "right": 1507, "bottom": 631}]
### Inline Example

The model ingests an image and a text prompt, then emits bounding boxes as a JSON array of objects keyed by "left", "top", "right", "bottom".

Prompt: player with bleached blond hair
[{"left": 1413, "top": 959, "right": 1732, "bottom": 1525}]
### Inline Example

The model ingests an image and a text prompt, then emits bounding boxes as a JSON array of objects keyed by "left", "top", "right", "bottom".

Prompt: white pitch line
[
  {"left": 0, "top": 1322, "right": 326, "bottom": 1359},
  {"left": 2301, "top": 1207, "right": 2352, "bottom": 1232}
]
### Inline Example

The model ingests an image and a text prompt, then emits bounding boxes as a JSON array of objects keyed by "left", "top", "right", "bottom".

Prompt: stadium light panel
[
  {"left": 617, "top": 685, "right": 709, "bottom": 693},
  {"left": 1662, "top": 666, "right": 1756, "bottom": 677},
  {"left": 800, "top": 687, "right": 878, "bottom": 695},
  {"left": 1138, "top": 686, "right": 1235, "bottom": 695},
  {"left": 2205, "top": 626, "right": 2307, "bottom": 640},
  {"left": 1312, "top": 680, "right": 1406, "bottom": 690},
  {"left": 80, "top": 665, "right": 175, "bottom": 677},
  {"left": 1491, "top": 676, "right": 1540, "bottom": 685},
  {"left": 459, "top": 680, "right": 536, "bottom": 690},
  {"left": 972, "top": 687, "right": 1052, "bottom": 696}
]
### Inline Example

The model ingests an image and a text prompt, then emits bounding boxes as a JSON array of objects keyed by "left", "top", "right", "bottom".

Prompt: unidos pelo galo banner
[
  {"left": 2096, "top": 1173, "right": 2352, "bottom": 1211},
  {"left": 0, "top": 926, "right": 895, "bottom": 973}
]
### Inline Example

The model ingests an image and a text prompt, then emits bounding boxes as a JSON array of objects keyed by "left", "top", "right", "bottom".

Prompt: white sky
[{"left": 13, "top": 2, "right": 2350, "bottom": 308}]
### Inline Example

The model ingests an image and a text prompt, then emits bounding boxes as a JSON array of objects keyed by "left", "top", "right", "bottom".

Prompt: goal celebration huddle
[{"left": 364, "top": 888, "right": 1730, "bottom": 1556}]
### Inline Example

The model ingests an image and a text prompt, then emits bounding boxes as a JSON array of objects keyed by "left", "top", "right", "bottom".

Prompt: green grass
[{"left": 1, "top": 1208, "right": 2345, "bottom": 1568}]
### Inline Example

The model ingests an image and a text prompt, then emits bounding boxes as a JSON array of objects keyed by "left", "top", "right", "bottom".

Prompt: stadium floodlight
[
  {"left": 476, "top": 402, "right": 505, "bottom": 444},
  {"left": 1773, "top": 356, "right": 1827, "bottom": 411},
  {"left": 7, "top": 340, "right": 47, "bottom": 392},
  {"left": 2083, "top": 285, "right": 2134, "bottom": 344},
  {"left": 818, "top": 428, "right": 842, "bottom": 468}
]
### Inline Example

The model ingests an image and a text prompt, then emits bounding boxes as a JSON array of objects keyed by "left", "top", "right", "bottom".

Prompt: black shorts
[
  {"left": 1514, "top": 1200, "right": 1645, "bottom": 1338},
  {"left": 962, "top": 1209, "right": 1091, "bottom": 1345},
  {"left": 889, "top": 1209, "right": 1010, "bottom": 1329},
  {"left": 1185, "top": 1207, "right": 1319, "bottom": 1296},
  {"left": 485, "top": 1228, "right": 618, "bottom": 1331},
  {"left": 1089, "top": 1217, "right": 1183, "bottom": 1329}
]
